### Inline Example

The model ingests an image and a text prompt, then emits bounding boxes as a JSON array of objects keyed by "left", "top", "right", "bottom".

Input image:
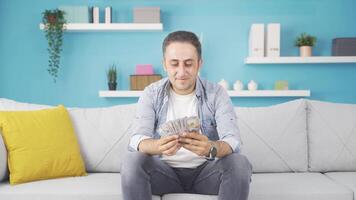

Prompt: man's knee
[
  {"left": 121, "top": 151, "right": 152, "bottom": 174},
  {"left": 220, "top": 153, "right": 252, "bottom": 179}
]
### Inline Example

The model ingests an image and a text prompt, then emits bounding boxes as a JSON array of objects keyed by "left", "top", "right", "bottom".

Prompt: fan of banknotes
[{"left": 158, "top": 116, "right": 200, "bottom": 137}]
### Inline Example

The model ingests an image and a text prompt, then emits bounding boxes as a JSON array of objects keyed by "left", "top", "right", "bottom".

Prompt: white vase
[
  {"left": 300, "top": 46, "right": 312, "bottom": 57},
  {"left": 248, "top": 80, "right": 258, "bottom": 91},
  {"left": 218, "top": 79, "right": 229, "bottom": 90},
  {"left": 233, "top": 80, "right": 244, "bottom": 91}
]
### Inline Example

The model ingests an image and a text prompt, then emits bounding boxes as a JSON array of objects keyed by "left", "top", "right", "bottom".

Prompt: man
[{"left": 121, "top": 31, "right": 252, "bottom": 200}]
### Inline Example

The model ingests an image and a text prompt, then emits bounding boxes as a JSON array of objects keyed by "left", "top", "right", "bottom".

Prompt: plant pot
[
  {"left": 47, "top": 15, "right": 57, "bottom": 25},
  {"left": 108, "top": 82, "right": 117, "bottom": 91},
  {"left": 299, "top": 46, "right": 312, "bottom": 57}
]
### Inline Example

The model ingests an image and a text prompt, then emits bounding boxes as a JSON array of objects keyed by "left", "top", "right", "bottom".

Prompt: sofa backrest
[
  {"left": 2, "top": 98, "right": 356, "bottom": 181},
  {"left": 235, "top": 99, "right": 308, "bottom": 172},
  {"left": 307, "top": 100, "right": 356, "bottom": 172},
  {"left": 68, "top": 105, "right": 136, "bottom": 173}
]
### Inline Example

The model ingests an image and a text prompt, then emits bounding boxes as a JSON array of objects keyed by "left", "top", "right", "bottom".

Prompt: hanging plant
[{"left": 42, "top": 9, "right": 66, "bottom": 82}]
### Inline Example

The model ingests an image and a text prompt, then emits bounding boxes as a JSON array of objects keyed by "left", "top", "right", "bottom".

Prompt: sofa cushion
[
  {"left": 0, "top": 173, "right": 160, "bottom": 200},
  {"left": 0, "top": 98, "right": 136, "bottom": 173},
  {"left": 308, "top": 100, "right": 356, "bottom": 172},
  {"left": 247, "top": 173, "right": 353, "bottom": 200},
  {"left": 235, "top": 99, "right": 308, "bottom": 172},
  {"left": 325, "top": 172, "right": 356, "bottom": 194},
  {"left": 0, "top": 105, "right": 87, "bottom": 184},
  {"left": 162, "top": 194, "right": 217, "bottom": 200},
  {"left": 162, "top": 173, "right": 353, "bottom": 200}
]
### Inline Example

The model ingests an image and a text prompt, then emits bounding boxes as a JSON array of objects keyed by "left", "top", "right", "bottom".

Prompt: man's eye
[{"left": 185, "top": 62, "right": 192, "bottom": 67}]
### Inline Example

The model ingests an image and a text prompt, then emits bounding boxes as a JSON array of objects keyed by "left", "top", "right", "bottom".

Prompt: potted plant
[
  {"left": 295, "top": 33, "right": 317, "bottom": 57},
  {"left": 107, "top": 65, "right": 118, "bottom": 90},
  {"left": 42, "top": 9, "right": 66, "bottom": 82}
]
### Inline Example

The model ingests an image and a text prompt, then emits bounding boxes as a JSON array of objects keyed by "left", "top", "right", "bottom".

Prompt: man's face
[{"left": 163, "top": 42, "right": 202, "bottom": 95}]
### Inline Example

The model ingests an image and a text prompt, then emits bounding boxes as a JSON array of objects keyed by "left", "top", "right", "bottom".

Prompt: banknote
[{"left": 158, "top": 116, "right": 200, "bottom": 137}]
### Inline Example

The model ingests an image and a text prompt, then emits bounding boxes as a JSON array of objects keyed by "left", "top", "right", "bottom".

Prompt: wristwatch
[{"left": 205, "top": 142, "right": 217, "bottom": 161}]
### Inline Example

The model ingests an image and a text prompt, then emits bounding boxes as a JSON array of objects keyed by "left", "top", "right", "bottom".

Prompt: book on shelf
[
  {"left": 93, "top": 7, "right": 99, "bottom": 23},
  {"left": 105, "top": 7, "right": 112, "bottom": 24}
]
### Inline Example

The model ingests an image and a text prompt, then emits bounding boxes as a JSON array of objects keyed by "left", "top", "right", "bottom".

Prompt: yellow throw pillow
[{"left": 0, "top": 105, "right": 87, "bottom": 184}]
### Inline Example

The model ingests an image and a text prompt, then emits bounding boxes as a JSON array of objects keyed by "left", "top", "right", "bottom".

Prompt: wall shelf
[
  {"left": 245, "top": 56, "right": 356, "bottom": 64},
  {"left": 39, "top": 23, "right": 163, "bottom": 32},
  {"left": 99, "top": 90, "right": 311, "bottom": 98}
]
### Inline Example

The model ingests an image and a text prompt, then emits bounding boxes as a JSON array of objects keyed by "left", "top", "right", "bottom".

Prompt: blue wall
[{"left": 1, "top": 0, "right": 355, "bottom": 107}]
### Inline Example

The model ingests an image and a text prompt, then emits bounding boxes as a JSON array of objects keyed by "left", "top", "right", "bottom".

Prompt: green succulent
[
  {"left": 295, "top": 33, "right": 317, "bottom": 47},
  {"left": 107, "top": 64, "right": 117, "bottom": 83}
]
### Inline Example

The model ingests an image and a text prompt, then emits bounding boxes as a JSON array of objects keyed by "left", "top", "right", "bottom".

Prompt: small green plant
[
  {"left": 42, "top": 9, "right": 66, "bottom": 82},
  {"left": 295, "top": 33, "right": 317, "bottom": 47},
  {"left": 107, "top": 65, "right": 117, "bottom": 83},
  {"left": 107, "top": 64, "right": 118, "bottom": 90}
]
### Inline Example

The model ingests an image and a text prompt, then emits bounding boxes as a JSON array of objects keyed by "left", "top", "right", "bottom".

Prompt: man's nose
[{"left": 176, "top": 65, "right": 186, "bottom": 76}]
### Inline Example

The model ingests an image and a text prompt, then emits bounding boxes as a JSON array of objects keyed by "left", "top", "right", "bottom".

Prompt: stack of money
[{"left": 158, "top": 116, "right": 200, "bottom": 137}]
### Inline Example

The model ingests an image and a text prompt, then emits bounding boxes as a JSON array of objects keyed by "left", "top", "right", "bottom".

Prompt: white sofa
[{"left": 0, "top": 98, "right": 356, "bottom": 200}]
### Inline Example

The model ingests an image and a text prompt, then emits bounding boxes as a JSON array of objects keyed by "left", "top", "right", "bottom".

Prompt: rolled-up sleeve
[
  {"left": 128, "top": 87, "right": 156, "bottom": 152},
  {"left": 129, "top": 135, "right": 152, "bottom": 151},
  {"left": 214, "top": 86, "right": 242, "bottom": 153}
]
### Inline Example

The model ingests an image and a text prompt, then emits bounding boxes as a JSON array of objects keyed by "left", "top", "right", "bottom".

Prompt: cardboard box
[
  {"left": 130, "top": 75, "right": 162, "bottom": 90},
  {"left": 133, "top": 7, "right": 160, "bottom": 23}
]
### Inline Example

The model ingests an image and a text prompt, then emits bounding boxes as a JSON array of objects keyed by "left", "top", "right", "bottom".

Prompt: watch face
[{"left": 211, "top": 146, "right": 217, "bottom": 158}]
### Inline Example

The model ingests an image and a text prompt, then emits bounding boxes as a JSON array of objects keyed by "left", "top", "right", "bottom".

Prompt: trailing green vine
[{"left": 42, "top": 9, "right": 66, "bottom": 82}]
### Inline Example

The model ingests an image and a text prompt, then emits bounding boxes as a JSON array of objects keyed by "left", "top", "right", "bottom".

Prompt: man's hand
[
  {"left": 156, "top": 135, "right": 181, "bottom": 156},
  {"left": 178, "top": 132, "right": 211, "bottom": 157},
  {"left": 139, "top": 135, "right": 181, "bottom": 156},
  {"left": 179, "top": 132, "right": 234, "bottom": 158}
]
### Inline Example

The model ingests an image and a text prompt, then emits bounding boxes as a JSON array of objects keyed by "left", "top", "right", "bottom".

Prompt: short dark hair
[{"left": 162, "top": 31, "right": 202, "bottom": 60}]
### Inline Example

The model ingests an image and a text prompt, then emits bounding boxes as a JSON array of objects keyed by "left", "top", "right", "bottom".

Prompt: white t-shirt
[{"left": 160, "top": 89, "right": 206, "bottom": 168}]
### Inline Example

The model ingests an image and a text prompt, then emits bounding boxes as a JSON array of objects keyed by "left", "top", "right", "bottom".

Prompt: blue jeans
[{"left": 121, "top": 152, "right": 252, "bottom": 200}]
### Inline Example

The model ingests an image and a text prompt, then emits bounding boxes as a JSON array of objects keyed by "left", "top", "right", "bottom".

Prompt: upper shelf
[
  {"left": 99, "top": 90, "right": 311, "bottom": 98},
  {"left": 39, "top": 23, "right": 163, "bottom": 32},
  {"left": 245, "top": 56, "right": 356, "bottom": 64}
]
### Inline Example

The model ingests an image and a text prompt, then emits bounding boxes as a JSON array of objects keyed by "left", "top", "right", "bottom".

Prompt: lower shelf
[{"left": 99, "top": 90, "right": 311, "bottom": 98}]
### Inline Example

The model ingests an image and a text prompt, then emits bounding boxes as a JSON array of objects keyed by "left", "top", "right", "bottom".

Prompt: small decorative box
[
  {"left": 135, "top": 64, "right": 154, "bottom": 75},
  {"left": 274, "top": 80, "right": 289, "bottom": 90},
  {"left": 332, "top": 38, "right": 356, "bottom": 56}
]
